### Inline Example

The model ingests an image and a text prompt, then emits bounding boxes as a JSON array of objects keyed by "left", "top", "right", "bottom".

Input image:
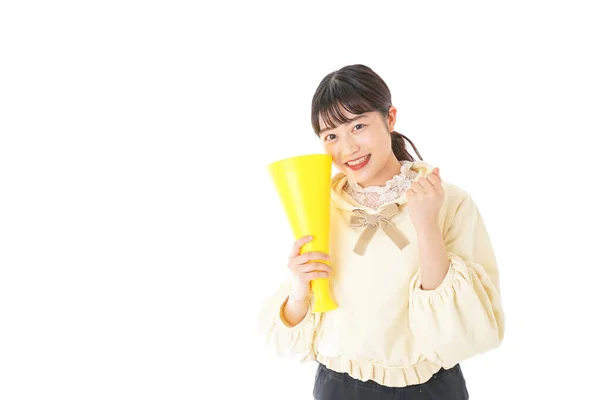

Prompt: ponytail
[{"left": 390, "top": 131, "right": 423, "bottom": 162}]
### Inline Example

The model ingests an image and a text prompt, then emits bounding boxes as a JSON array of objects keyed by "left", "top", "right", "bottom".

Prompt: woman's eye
[
  {"left": 354, "top": 124, "right": 365, "bottom": 131},
  {"left": 325, "top": 133, "right": 336, "bottom": 141}
]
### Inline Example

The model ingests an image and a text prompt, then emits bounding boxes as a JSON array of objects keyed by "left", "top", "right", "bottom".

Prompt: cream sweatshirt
[{"left": 257, "top": 160, "right": 504, "bottom": 387}]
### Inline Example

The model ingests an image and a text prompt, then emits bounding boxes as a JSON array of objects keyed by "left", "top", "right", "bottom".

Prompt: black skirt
[{"left": 313, "top": 362, "right": 469, "bottom": 400}]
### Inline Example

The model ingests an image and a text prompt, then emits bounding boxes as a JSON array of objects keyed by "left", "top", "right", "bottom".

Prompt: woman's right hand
[{"left": 287, "top": 235, "right": 333, "bottom": 301}]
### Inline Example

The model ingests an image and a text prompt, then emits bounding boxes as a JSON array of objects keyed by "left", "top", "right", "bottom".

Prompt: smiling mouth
[
  {"left": 345, "top": 154, "right": 371, "bottom": 170},
  {"left": 346, "top": 154, "right": 370, "bottom": 165}
]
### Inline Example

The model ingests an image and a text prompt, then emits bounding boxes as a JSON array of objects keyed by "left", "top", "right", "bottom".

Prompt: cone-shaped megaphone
[{"left": 268, "top": 153, "right": 338, "bottom": 313}]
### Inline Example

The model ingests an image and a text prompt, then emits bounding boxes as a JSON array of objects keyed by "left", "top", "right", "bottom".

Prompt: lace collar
[{"left": 342, "top": 161, "right": 418, "bottom": 210}]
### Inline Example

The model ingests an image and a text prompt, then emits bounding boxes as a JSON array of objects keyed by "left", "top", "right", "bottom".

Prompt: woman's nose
[
  {"left": 341, "top": 138, "right": 359, "bottom": 157},
  {"left": 342, "top": 143, "right": 358, "bottom": 157}
]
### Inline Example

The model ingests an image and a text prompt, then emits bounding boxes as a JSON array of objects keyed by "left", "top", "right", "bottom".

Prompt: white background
[{"left": 1, "top": 1, "right": 599, "bottom": 399}]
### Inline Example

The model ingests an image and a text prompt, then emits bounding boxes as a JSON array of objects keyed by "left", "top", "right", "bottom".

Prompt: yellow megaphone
[{"left": 267, "top": 153, "right": 338, "bottom": 313}]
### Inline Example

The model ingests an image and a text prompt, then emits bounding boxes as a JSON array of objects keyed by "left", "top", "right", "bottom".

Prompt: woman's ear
[{"left": 387, "top": 106, "right": 397, "bottom": 131}]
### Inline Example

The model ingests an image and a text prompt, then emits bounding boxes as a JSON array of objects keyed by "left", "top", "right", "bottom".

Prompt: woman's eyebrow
[{"left": 319, "top": 114, "right": 367, "bottom": 134}]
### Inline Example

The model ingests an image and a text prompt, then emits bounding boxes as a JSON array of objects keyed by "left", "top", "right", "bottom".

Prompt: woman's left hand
[{"left": 406, "top": 167, "right": 445, "bottom": 230}]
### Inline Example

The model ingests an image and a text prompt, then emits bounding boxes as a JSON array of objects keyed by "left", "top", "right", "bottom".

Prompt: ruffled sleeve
[
  {"left": 408, "top": 194, "right": 505, "bottom": 367},
  {"left": 257, "top": 279, "right": 321, "bottom": 362}
]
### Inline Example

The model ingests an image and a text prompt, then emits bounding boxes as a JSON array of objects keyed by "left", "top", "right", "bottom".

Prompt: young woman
[{"left": 258, "top": 64, "right": 504, "bottom": 400}]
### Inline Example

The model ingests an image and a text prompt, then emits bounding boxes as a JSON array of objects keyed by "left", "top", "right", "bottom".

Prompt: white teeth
[{"left": 347, "top": 155, "right": 369, "bottom": 166}]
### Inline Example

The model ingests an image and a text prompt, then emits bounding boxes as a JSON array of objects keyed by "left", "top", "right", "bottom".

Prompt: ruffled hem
[{"left": 315, "top": 353, "right": 445, "bottom": 387}]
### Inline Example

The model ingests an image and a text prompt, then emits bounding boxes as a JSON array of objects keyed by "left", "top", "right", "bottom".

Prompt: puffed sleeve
[
  {"left": 408, "top": 194, "right": 505, "bottom": 367},
  {"left": 257, "top": 279, "right": 321, "bottom": 362}
]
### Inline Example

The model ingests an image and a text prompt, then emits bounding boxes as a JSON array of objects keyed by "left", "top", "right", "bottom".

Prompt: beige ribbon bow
[{"left": 349, "top": 203, "right": 410, "bottom": 256}]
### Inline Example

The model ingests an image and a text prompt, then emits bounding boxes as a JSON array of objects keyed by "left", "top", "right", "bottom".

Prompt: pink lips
[{"left": 345, "top": 154, "right": 371, "bottom": 171}]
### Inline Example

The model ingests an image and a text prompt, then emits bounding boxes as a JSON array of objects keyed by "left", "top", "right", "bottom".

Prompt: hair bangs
[{"left": 312, "top": 78, "right": 376, "bottom": 136}]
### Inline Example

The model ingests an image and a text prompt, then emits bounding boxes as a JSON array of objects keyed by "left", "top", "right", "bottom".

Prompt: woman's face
[{"left": 318, "top": 105, "right": 401, "bottom": 187}]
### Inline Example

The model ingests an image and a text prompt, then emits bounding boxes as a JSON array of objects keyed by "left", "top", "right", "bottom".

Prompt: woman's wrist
[
  {"left": 281, "top": 293, "right": 310, "bottom": 327},
  {"left": 290, "top": 282, "right": 310, "bottom": 302},
  {"left": 289, "top": 291, "right": 309, "bottom": 302}
]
